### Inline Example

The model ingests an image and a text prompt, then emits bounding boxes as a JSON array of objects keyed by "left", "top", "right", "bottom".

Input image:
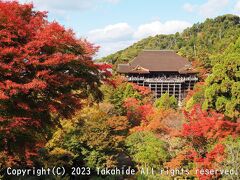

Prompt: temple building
[{"left": 117, "top": 50, "right": 198, "bottom": 102}]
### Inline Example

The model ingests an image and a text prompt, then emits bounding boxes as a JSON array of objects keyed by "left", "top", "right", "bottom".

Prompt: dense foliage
[
  {"left": 154, "top": 93, "right": 178, "bottom": 109},
  {"left": 203, "top": 38, "right": 240, "bottom": 120},
  {"left": 46, "top": 106, "right": 129, "bottom": 169},
  {"left": 0, "top": 1, "right": 109, "bottom": 166},
  {"left": 125, "top": 131, "right": 169, "bottom": 169}
]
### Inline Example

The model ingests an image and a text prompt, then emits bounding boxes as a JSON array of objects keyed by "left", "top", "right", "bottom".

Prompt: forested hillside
[{"left": 100, "top": 14, "right": 240, "bottom": 70}]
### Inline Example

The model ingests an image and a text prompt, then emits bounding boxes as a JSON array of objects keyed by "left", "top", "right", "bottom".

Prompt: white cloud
[
  {"left": 18, "top": 0, "right": 192, "bottom": 58},
  {"left": 199, "top": 0, "right": 229, "bottom": 17},
  {"left": 104, "top": 0, "right": 120, "bottom": 4},
  {"left": 133, "top": 20, "right": 192, "bottom": 39},
  {"left": 19, "top": 0, "right": 119, "bottom": 12},
  {"left": 87, "top": 20, "right": 192, "bottom": 58},
  {"left": 183, "top": 3, "right": 195, "bottom": 12},
  {"left": 87, "top": 23, "right": 134, "bottom": 43},
  {"left": 183, "top": 0, "right": 229, "bottom": 17},
  {"left": 94, "top": 40, "right": 135, "bottom": 58},
  {"left": 234, "top": 0, "right": 240, "bottom": 13}
]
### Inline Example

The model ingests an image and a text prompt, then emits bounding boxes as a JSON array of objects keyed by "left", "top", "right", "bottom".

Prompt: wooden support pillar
[
  {"left": 155, "top": 84, "right": 157, "bottom": 98},
  {"left": 178, "top": 84, "right": 181, "bottom": 102},
  {"left": 173, "top": 83, "right": 175, "bottom": 96},
  {"left": 161, "top": 83, "right": 163, "bottom": 96}
]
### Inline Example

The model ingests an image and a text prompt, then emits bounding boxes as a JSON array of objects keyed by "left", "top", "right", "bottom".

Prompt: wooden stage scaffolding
[{"left": 117, "top": 50, "right": 198, "bottom": 102}]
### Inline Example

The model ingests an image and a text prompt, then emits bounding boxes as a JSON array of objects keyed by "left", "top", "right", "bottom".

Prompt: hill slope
[{"left": 99, "top": 14, "right": 240, "bottom": 70}]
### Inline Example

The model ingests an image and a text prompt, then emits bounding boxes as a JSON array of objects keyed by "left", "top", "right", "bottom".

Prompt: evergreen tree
[
  {"left": 203, "top": 38, "right": 240, "bottom": 120},
  {"left": 154, "top": 93, "right": 178, "bottom": 109}
]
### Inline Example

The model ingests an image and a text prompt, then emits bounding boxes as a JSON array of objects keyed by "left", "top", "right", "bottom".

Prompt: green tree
[
  {"left": 185, "top": 82, "right": 206, "bottom": 111},
  {"left": 46, "top": 105, "right": 129, "bottom": 172},
  {"left": 125, "top": 131, "right": 169, "bottom": 169},
  {"left": 154, "top": 93, "right": 178, "bottom": 109},
  {"left": 221, "top": 136, "right": 240, "bottom": 180},
  {"left": 203, "top": 38, "right": 240, "bottom": 120},
  {"left": 110, "top": 83, "right": 142, "bottom": 115}
]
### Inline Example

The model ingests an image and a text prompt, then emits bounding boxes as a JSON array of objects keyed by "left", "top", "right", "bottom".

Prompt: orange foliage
[
  {"left": 124, "top": 97, "right": 184, "bottom": 136},
  {"left": 185, "top": 81, "right": 205, "bottom": 101},
  {"left": 130, "top": 83, "right": 152, "bottom": 95},
  {"left": 165, "top": 152, "right": 186, "bottom": 169},
  {"left": 107, "top": 116, "right": 129, "bottom": 144},
  {"left": 111, "top": 75, "right": 126, "bottom": 87},
  {"left": 107, "top": 116, "right": 129, "bottom": 131}
]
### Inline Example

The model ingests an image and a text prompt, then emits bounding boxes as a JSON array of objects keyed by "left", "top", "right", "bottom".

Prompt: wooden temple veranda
[{"left": 117, "top": 50, "right": 198, "bottom": 102}]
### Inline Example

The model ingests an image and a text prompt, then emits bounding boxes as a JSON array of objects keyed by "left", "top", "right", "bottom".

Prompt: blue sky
[{"left": 18, "top": 0, "right": 240, "bottom": 58}]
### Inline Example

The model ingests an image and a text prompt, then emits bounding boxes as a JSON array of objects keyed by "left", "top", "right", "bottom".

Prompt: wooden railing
[{"left": 127, "top": 76, "right": 198, "bottom": 83}]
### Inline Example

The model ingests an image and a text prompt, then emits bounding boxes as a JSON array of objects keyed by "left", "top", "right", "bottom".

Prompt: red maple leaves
[
  {"left": 182, "top": 105, "right": 240, "bottom": 180},
  {"left": 182, "top": 105, "right": 239, "bottom": 142},
  {"left": 0, "top": 1, "right": 111, "bottom": 164}
]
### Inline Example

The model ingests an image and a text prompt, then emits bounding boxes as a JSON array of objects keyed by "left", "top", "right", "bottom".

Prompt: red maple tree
[
  {"left": 182, "top": 105, "right": 240, "bottom": 179},
  {"left": 0, "top": 1, "right": 110, "bottom": 165}
]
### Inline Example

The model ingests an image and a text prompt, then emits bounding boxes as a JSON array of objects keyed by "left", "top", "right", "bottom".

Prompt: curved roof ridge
[{"left": 117, "top": 50, "right": 197, "bottom": 74}]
